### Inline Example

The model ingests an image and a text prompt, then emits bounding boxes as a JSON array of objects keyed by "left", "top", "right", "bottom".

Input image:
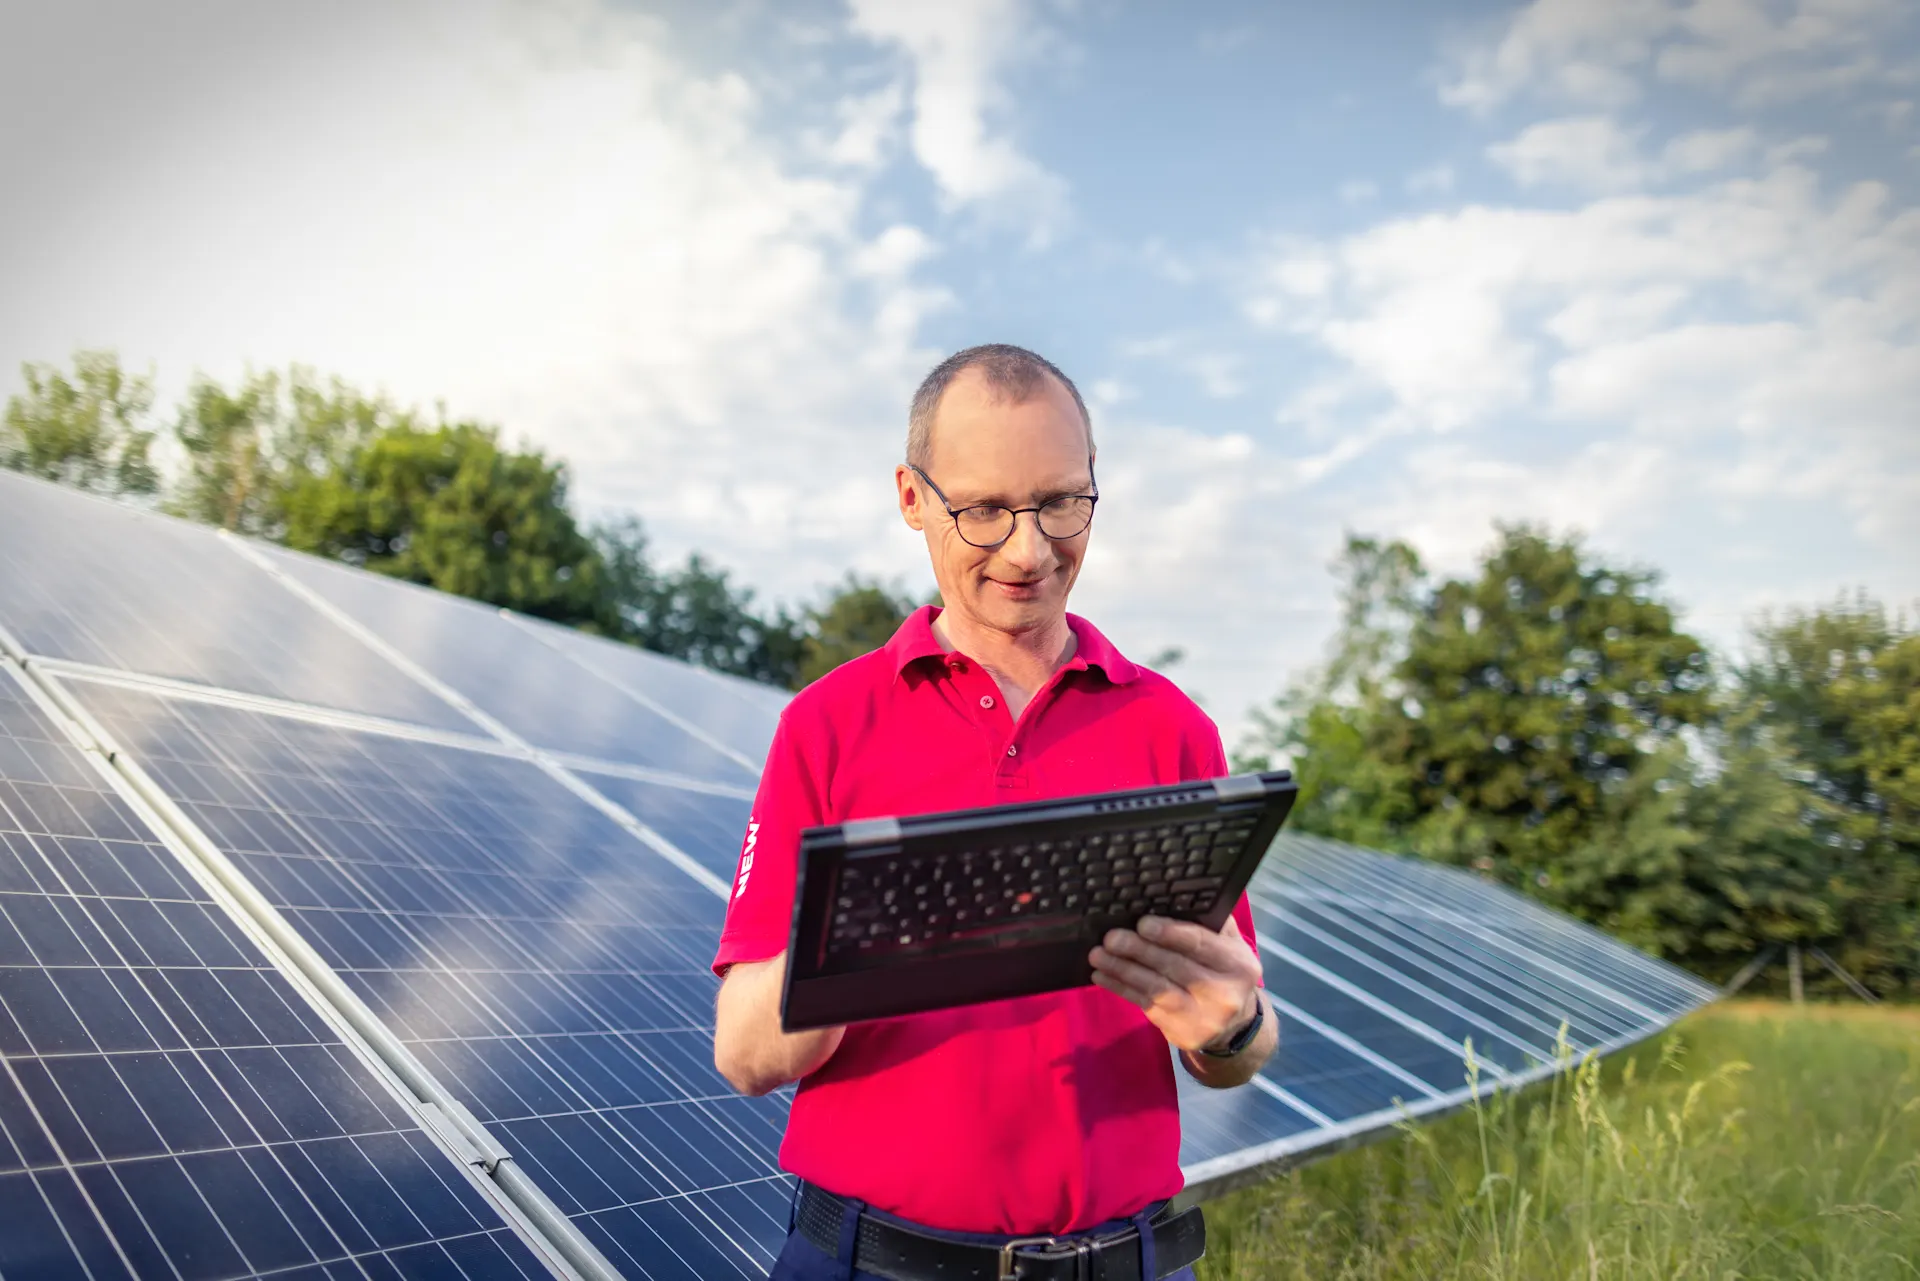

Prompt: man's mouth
[{"left": 987, "top": 577, "right": 1046, "bottom": 599}]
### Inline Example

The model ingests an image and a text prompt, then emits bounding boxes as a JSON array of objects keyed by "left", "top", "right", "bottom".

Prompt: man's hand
[
  {"left": 1089, "top": 915, "right": 1276, "bottom": 1086},
  {"left": 713, "top": 951, "right": 845, "bottom": 1096}
]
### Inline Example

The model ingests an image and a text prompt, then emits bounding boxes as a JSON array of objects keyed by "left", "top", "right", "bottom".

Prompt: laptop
[{"left": 780, "top": 771, "right": 1296, "bottom": 1031}]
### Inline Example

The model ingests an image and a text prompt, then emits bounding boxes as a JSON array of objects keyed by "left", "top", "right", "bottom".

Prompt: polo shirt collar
[{"left": 886, "top": 605, "right": 1141, "bottom": 686}]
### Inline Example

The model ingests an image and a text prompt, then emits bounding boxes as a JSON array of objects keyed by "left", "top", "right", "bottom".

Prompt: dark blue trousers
[{"left": 766, "top": 1185, "right": 1198, "bottom": 1281}]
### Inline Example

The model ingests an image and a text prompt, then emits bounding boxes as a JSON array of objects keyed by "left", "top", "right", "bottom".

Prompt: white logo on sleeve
[{"left": 733, "top": 820, "right": 759, "bottom": 899}]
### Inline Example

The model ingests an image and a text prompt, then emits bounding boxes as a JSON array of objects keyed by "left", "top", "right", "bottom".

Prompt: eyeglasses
[{"left": 907, "top": 458, "right": 1099, "bottom": 549}]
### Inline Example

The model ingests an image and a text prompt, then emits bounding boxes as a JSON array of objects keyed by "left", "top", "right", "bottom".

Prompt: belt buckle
[{"left": 996, "top": 1235, "right": 1094, "bottom": 1281}]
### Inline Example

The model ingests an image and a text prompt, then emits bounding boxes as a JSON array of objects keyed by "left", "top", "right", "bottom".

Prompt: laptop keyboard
[{"left": 826, "top": 815, "right": 1262, "bottom": 962}]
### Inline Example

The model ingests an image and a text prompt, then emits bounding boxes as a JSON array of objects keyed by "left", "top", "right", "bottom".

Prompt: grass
[{"left": 1197, "top": 1001, "right": 1920, "bottom": 1280}]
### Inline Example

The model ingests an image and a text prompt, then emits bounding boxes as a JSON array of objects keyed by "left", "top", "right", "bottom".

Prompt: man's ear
[{"left": 896, "top": 464, "right": 927, "bottom": 532}]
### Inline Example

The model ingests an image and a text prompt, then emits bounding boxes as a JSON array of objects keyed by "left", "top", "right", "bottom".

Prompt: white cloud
[
  {"left": 846, "top": 0, "right": 1069, "bottom": 240},
  {"left": 1240, "top": 152, "right": 1920, "bottom": 643},
  {"left": 1662, "top": 125, "right": 1761, "bottom": 173},
  {"left": 1489, "top": 115, "right": 1653, "bottom": 190},
  {"left": 0, "top": 0, "right": 955, "bottom": 597},
  {"left": 1069, "top": 421, "right": 1334, "bottom": 721},
  {"left": 815, "top": 81, "right": 907, "bottom": 169},
  {"left": 1488, "top": 115, "right": 1759, "bottom": 191},
  {"left": 1119, "top": 335, "right": 1248, "bottom": 401},
  {"left": 1406, "top": 164, "right": 1459, "bottom": 195},
  {"left": 1444, "top": 0, "right": 1916, "bottom": 112}
]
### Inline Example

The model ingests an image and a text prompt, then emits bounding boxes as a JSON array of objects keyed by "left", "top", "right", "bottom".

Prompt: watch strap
[{"left": 1198, "top": 992, "right": 1264, "bottom": 1059}]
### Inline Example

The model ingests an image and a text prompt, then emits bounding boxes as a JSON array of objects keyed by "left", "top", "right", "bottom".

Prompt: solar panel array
[{"left": 0, "top": 469, "right": 1718, "bottom": 1279}]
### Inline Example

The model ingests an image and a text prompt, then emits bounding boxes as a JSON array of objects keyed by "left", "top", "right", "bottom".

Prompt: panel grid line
[
  {"left": 1252, "top": 891, "right": 1554, "bottom": 1068},
  {"left": 1279, "top": 889, "right": 1639, "bottom": 1047},
  {"left": 1276, "top": 880, "right": 1669, "bottom": 1024},
  {"left": 1285, "top": 836, "right": 1715, "bottom": 1006},
  {"left": 1254, "top": 927, "right": 1507, "bottom": 1083}
]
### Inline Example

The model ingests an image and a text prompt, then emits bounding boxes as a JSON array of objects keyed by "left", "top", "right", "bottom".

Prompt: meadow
[{"left": 1198, "top": 1001, "right": 1920, "bottom": 1280}]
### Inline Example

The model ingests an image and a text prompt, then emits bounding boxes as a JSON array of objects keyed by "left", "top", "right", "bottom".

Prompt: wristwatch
[{"left": 1197, "top": 994, "right": 1265, "bottom": 1059}]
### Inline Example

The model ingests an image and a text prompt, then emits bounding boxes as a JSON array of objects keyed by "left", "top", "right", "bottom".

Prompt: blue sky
[{"left": 4, "top": 0, "right": 1917, "bottom": 743}]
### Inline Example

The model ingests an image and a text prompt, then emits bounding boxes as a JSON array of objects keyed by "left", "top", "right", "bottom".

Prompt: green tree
[
  {"left": 172, "top": 369, "right": 282, "bottom": 532},
  {"left": 3, "top": 350, "right": 159, "bottom": 495},
  {"left": 1246, "top": 531, "right": 1919, "bottom": 992},
  {"left": 590, "top": 518, "right": 804, "bottom": 686},
  {"left": 280, "top": 420, "right": 603, "bottom": 623},
  {"left": 1734, "top": 596, "right": 1920, "bottom": 994},
  {"left": 1385, "top": 527, "right": 1714, "bottom": 896},
  {"left": 795, "top": 575, "right": 919, "bottom": 687},
  {"left": 1244, "top": 527, "right": 1718, "bottom": 932},
  {"left": 172, "top": 367, "right": 392, "bottom": 535}
]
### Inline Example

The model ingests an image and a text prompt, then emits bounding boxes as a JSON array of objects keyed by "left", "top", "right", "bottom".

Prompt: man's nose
[{"left": 997, "top": 510, "right": 1054, "bottom": 572}]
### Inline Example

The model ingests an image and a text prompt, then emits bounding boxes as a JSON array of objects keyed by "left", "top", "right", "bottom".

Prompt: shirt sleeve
[
  {"left": 1181, "top": 710, "right": 1261, "bottom": 965},
  {"left": 712, "top": 712, "right": 825, "bottom": 976}
]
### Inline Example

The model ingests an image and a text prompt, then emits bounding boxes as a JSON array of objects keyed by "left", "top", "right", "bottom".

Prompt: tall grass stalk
[{"left": 1199, "top": 1002, "right": 1920, "bottom": 1280}]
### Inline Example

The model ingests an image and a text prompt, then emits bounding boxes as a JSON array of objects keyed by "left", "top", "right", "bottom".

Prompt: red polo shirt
[{"left": 712, "top": 607, "right": 1257, "bottom": 1234}]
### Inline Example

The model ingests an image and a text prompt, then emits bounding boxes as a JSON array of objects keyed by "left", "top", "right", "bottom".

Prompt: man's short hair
[{"left": 906, "top": 344, "right": 1094, "bottom": 470}]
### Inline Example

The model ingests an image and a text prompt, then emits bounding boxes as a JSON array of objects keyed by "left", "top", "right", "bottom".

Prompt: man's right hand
[{"left": 713, "top": 950, "right": 846, "bottom": 1096}]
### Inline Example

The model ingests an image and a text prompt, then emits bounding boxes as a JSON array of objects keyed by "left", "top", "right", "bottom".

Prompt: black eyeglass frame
[{"left": 906, "top": 458, "right": 1100, "bottom": 549}]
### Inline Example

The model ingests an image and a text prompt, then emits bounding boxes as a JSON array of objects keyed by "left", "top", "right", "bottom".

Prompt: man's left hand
[{"left": 1089, "top": 915, "right": 1262, "bottom": 1054}]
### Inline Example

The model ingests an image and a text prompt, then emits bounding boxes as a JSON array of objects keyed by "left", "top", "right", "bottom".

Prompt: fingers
[
  {"left": 1089, "top": 968, "right": 1158, "bottom": 1012},
  {"left": 1089, "top": 942, "right": 1197, "bottom": 1004},
  {"left": 1098, "top": 967, "right": 1167, "bottom": 1014},
  {"left": 1090, "top": 915, "right": 1264, "bottom": 1053},
  {"left": 1135, "top": 915, "right": 1253, "bottom": 970},
  {"left": 1092, "top": 932, "right": 1213, "bottom": 994}
]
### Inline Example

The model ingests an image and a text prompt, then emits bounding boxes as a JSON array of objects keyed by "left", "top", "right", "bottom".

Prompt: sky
[{"left": 4, "top": 0, "right": 1917, "bottom": 745}]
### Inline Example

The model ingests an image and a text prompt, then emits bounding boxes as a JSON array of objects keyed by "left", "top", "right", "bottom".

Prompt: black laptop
[{"left": 781, "top": 771, "right": 1296, "bottom": 1030}]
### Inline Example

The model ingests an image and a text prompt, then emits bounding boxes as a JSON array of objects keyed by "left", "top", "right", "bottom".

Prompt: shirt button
[
  {"left": 1006, "top": 744, "right": 1018, "bottom": 757},
  {"left": 980, "top": 695, "right": 995, "bottom": 710}
]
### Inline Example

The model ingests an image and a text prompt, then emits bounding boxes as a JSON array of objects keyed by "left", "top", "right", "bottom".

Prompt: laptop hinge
[
  {"left": 1212, "top": 774, "right": 1267, "bottom": 802},
  {"left": 842, "top": 817, "right": 904, "bottom": 848}
]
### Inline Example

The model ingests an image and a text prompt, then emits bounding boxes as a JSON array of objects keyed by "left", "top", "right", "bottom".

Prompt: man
[{"left": 712, "top": 344, "right": 1278, "bottom": 1281}]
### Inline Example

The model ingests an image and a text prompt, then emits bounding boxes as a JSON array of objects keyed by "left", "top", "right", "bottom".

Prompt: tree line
[
  {"left": 1237, "top": 530, "right": 1919, "bottom": 999},
  {"left": 2, "top": 351, "right": 919, "bottom": 689},
  {"left": 9, "top": 351, "right": 1913, "bottom": 995}
]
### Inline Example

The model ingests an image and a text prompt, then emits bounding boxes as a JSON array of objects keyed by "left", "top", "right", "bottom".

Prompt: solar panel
[
  {"left": 1172, "top": 834, "right": 1718, "bottom": 1185},
  {"left": 0, "top": 472, "right": 474, "bottom": 735},
  {"left": 72, "top": 684, "right": 792, "bottom": 1280},
  {"left": 254, "top": 546, "right": 761, "bottom": 786},
  {"left": 0, "top": 664, "right": 553, "bottom": 1280},
  {"left": 0, "top": 472, "right": 1718, "bottom": 1270},
  {"left": 518, "top": 624, "right": 783, "bottom": 766},
  {"left": 568, "top": 772, "right": 752, "bottom": 883}
]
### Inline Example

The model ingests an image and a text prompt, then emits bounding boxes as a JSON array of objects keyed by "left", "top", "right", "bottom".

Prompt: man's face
[{"left": 896, "top": 369, "right": 1094, "bottom": 638}]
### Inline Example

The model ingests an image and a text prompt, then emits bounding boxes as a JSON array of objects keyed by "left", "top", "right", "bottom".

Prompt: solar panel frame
[{"left": 0, "top": 654, "right": 567, "bottom": 1281}]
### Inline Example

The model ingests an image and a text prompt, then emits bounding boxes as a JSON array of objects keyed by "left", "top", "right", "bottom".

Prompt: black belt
[{"left": 795, "top": 1181, "right": 1206, "bottom": 1281}]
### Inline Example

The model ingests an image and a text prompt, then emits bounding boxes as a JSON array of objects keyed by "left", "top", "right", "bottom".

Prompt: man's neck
[{"left": 931, "top": 608, "right": 1077, "bottom": 718}]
